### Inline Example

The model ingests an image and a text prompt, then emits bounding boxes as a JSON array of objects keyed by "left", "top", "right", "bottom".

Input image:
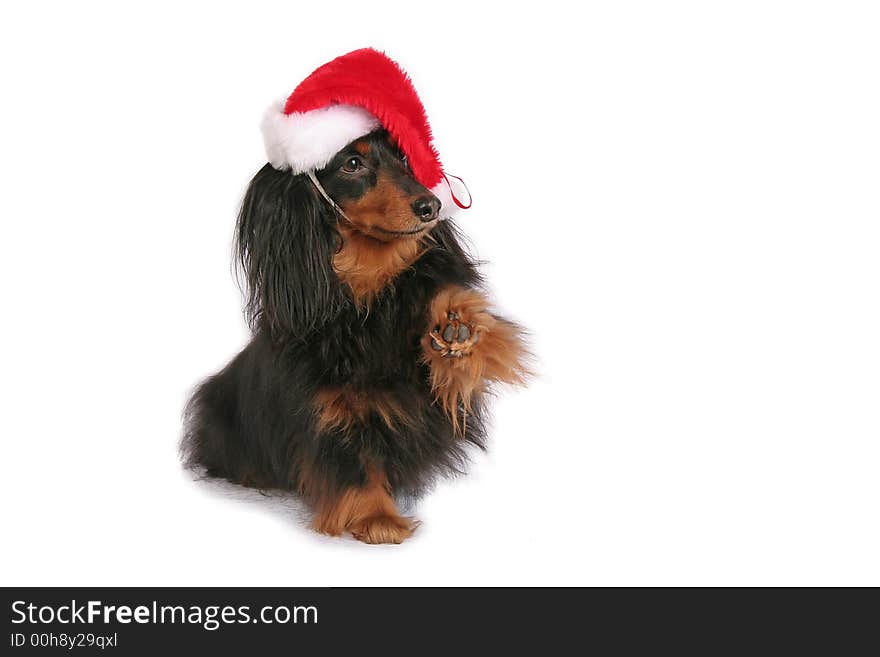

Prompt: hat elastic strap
[{"left": 306, "top": 170, "right": 356, "bottom": 226}]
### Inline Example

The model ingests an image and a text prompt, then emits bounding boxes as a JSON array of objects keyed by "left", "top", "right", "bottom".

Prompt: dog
[{"left": 182, "top": 126, "right": 529, "bottom": 544}]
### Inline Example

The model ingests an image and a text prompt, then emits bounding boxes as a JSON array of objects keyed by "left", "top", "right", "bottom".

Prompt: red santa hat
[{"left": 260, "top": 48, "right": 469, "bottom": 220}]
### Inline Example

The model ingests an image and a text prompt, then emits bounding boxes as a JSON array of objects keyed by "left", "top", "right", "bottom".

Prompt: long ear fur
[{"left": 236, "top": 163, "right": 346, "bottom": 338}]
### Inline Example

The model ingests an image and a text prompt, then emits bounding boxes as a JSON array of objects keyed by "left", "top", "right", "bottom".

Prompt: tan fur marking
[
  {"left": 332, "top": 171, "right": 436, "bottom": 304},
  {"left": 422, "top": 286, "right": 531, "bottom": 432},
  {"left": 312, "top": 465, "right": 418, "bottom": 544},
  {"left": 313, "top": 387, "right": 414, "bottom": 432},
  {"left": 332, "top": 225, "right": 425, "bottom": 305},
  {"left": 339, "top": 174, "right": 418, "bottom": 235}
]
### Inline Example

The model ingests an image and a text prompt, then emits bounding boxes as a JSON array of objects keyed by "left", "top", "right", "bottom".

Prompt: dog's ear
[{"left": 236, "top": 164, "right": 346, "bottom": 338}]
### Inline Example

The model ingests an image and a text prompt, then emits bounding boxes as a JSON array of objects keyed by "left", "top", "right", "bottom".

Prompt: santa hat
[{"left": 261, "top": 48, "right": 469, "bottom": 219}]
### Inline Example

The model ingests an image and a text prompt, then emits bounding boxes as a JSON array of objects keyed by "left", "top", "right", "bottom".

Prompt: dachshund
[{"left": 182, "top": 128, "right": 529, "bottom": 543}]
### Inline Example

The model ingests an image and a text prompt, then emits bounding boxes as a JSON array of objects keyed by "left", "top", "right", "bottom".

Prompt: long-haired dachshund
[{"left": 182, "top": 54, "right": 529, "bottom": 544}]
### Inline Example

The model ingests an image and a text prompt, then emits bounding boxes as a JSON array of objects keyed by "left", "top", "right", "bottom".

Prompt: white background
[{"left": 1, "top": 1, "right": 878, "bottom": 586}]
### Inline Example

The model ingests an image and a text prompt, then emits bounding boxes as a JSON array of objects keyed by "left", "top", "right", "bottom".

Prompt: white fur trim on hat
[
  {"left": 431, "top": 177, "right": 470, "bottom": 221},
  {"left": 261, "top": 101, "right": 380, "bottom": 174}
]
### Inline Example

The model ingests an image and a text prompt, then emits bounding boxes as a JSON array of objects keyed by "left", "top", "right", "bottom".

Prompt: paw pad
[{"left": 430, "top": 312, "right": 479, "bottom": 358}]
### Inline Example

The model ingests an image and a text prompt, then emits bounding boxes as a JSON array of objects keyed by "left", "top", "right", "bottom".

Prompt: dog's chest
[{"left": 312, "top": 306, "right": 425, "bottom": 387}]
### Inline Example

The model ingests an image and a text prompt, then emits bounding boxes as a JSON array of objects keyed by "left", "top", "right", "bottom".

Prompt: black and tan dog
[{"left": 182, "top": 127, "right": 529, "bottom": 544}]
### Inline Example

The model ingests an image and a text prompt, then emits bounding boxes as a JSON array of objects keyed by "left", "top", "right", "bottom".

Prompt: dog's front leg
[
  {"left": 312, "top": 465, "right": 418, "bottom": 544},
  {"left": 421, "top": 286, "right": 530, "bottom": 430}
]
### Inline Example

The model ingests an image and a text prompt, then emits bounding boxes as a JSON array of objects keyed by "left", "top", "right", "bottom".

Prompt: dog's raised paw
[{"left": 429, "top": 312, "right": 480, "bottom": 358}]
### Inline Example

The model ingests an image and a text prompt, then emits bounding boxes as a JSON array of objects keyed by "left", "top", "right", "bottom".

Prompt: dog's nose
[{"left": 412, "top": 195, "right": 440, "bottom": 222}]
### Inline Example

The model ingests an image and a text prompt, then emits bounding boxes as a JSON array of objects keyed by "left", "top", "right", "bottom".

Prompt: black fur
[{"left": 182, "top": 132, "right": 487, "bottom": 503}]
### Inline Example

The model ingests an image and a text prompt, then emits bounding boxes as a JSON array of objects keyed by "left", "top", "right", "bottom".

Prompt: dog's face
[
  {"left": 237, "top": 130, "right": 450, "bottom": 334},
  {"left": 316, "top": 130, "right": 440, "bottom": 241}
]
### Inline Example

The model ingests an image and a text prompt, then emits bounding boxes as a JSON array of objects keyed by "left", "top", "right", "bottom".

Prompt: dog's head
[
  {"left": 236, "top": 130, "right": 443, "bottom": 337},
  {"left": 316, "top": 130, "right": 441, "bottom": 240}
]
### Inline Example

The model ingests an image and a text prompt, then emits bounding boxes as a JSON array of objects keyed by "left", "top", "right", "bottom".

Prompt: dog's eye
[
  {"left": 341, "top": 156, "right": 364, "bottom": 173},
  {"left": 399, "top": 152, "right": 409, "bottom": 168}
]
